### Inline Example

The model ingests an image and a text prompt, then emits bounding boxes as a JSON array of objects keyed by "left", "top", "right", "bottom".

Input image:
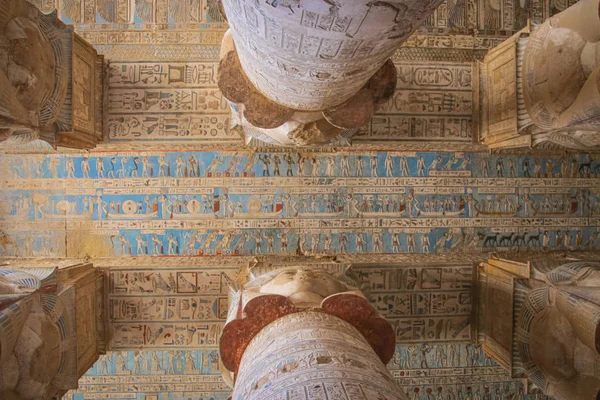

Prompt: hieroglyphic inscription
[
  {"left": 1, "top": 151, "right": 599, "bottom": 259},
  {"left": 72, "top": 38, "right": 97, "bottom": 135},
  {"left": 54, "top": 0, "right": 227, "bottom": 27},
  {"left": 105, "top": 266, "right": 236, "bottom": 349},
  {"left": 356, "top": 264, "right": 472, "bottom": 342},
  {"left": 64, "top": 350, "right": 228, "bottom": 399},
  {"left": 388, "top": 343, "right": 540, "bottom": 399},
  {"left": 63, "top": 263, "right": 548, "bottom": 399},
  {"left": 27, "top": 0, "right": 577, "bottom": 57},
  {"left": 222, "top": 0, "right": 445, "bottom": 110},
  {"left": 108, "top": 89, "right": 228, "bottom": 113},
  {"left": 106, "top": 62, "right": 237, "bottom": 142},
  {"left": 234, "top": 312, "right": 402, "bottom": 400},
  {"left": 356, "top": 62, "right": 474, "bottom": 142},
  {"left": 420, "top": 0, "right": 577, "bottom": 34},
  {"left": 108, "top": 62, "right": 218, "bottom": 87},
  {"left": 65, "top": 345, "right": 544, "bottom": 399}
]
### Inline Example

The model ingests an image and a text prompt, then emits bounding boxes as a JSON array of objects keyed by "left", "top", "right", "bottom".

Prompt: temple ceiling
[{"left": 0, "top": 0, "right": 592, "bottom": 399}]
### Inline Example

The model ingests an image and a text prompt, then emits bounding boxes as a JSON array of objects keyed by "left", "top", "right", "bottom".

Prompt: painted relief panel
[
  {"left": 50, "top": 0, "right": 227, "bottom": 27},
  {"left": 488, "top": 46, "right": 517, "bottom": 135},
  {"left": 389, "top": 343, "right": 538, "bottom": 399},
  {"left": 411, "top": 0, "right": 578, "bottom": 56},
  {"left": 107, "top": 62, "right": 237, "bottom": 143},
  {"left": 105, "top": 59, "right": 479, "bottom": 145},
  {"left": 1, "top": 151, "right": 599, "bottom": 259},
  {"left": 22, "top": 0, "right": 580, "bottom": 64},
  {"left": 104, "top": 265, "right": 236, "bottom": 349},
  {"left": 73, "top": 38, "right": 98, "bottom": 135},
  {"left": 65, "top": 345, "right": 545, "bottom": 399},
  {"left": 65, "top": 350, "right": 230, "bottom": 400},
  {"left": 5, "top": 2, "right": 589, "bottom": 400},
  {"left": 356, "top": 61, "right": 474, "bottom": 143},
  {"left": 19, "top": 0, "right": 582, "bottom": 147},
  {"left": 477, "top": 35, "right": 521, "bottom": 145},
  {"left": 356, "top": 264, "right": 472, "bottom": 342},
  {"left": 62, "top": 260, "right": 549, "bottom": 400},
  {"left": 77, "top": 279, "right": 102, "bottom": 376}
]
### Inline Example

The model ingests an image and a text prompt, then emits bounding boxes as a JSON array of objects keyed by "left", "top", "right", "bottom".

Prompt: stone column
[
  {"left": 0, "top": 0, "right": 103, "bottom": 149},
  {"left": 0, "top": 261, "right": 106, "bottom": 400},
  {"left": 219, "top": 265, "right": 407, "bottom": 400},
  {"left": 473, "top": 257, "right": 600, "bottom": 400},
  {"left": 234, "top": 312, "right": 402, "bottom": 400},
  {"left": 478, "top": 0, "right": 600, "bottom": 151},
  {"left": 521, "top": 0, "right": 600, "bottom": 136},
  {"left": 217, "top": 0, "right": 444, "bottom": 146}
]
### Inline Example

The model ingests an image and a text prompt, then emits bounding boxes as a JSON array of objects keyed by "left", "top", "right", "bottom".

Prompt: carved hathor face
[
  {"left": 253, "top": 267, "right": 350, "bottom": 307},
  {"left": 2, "top": 17, "right": 56, "bottom": 112}
]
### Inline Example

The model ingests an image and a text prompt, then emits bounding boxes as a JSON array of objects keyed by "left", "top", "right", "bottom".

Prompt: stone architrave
[
  {"left": 474, "top": 257, "right": 600, "bottom": 400},
  {"left": 0, "top": 0, "right": 103, "bottom": 149},
  {"left": 217, "top": 0, "right": 444, "bottom": 147},
  {"left": 219, "top": 265, "right": 407, "bottom": 400},
  {"left": 0, "top": 261, "right": 106, "bottom": 400}
]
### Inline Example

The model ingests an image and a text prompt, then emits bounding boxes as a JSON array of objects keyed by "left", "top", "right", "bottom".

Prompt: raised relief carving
[
  {"left": 0, "top": 0, "right": 103, "bottom": 149},
  {"left": 217, "top": 0, "right": 444, "bottom": 146},
  {"left": 220, "top": 264, "right": 405, "bottom": 399},
  {"left": 479, "top": 0, "right": 600, "bottom": 150},
  {"left": 0, "top": 262, "right": 105, "bottom": 400},
  {"left": 474, "top": 257, "right": 600, "bottom": 400}
]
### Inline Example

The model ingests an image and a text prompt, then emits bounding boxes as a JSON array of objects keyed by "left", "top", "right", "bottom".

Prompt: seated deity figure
[
  {"left": 521, "top": 0, "right": 600, "bottom": 147},
  {"left": 0, "top": 268, "right": 75, "bottom": 400}
]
